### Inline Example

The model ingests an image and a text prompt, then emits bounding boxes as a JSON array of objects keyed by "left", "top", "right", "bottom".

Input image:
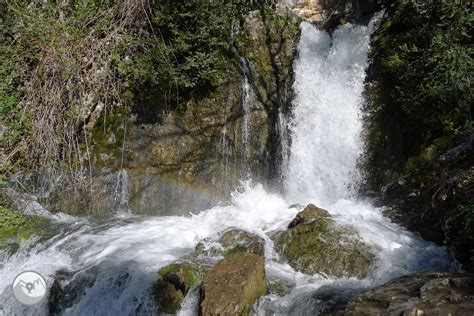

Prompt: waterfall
[
  {"left": 278, "top": 110, "right": 290, "bottom": 178},
  {"left": 0, "top": 13, "right": 453, "bottom": 316},
  {"left": 220, "top": 109, "right": 229, "bottom": 181},
  {"left": 240, "top": 58, "right": 252, "bottom": 175},
  {"left": 115, "top": 169, "right": 130, "bottom": 214},
  {"left": 241, "top": 72, "right": 251, "bottom": 163},
  {"left": 285, "top": 19, "right": 379, "bottom": 205}
]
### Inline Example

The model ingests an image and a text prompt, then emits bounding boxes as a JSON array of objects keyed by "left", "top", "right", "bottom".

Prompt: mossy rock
[
  {"left": 154, "top": 263, "right": 201, "bottom": 314},
  {"left": 219, "top": 229, "right": 265, "bottom": 256},
  {"left": 154, "top": 280, "right": 184, "bottom": 314},
  {"left": 273, "top": 204, "right": 375, "bottom": 278},
  {"left": 200, "top": 251, "right": 267, "bottom": 315},
  {"left": 266, "top": 277, "right": 295, "bottom": 296},
  {"left": 0, "top": 202, "right": 50, "bottom": 251},
  {"left": 195, "top": 228, "right": 265, "bottom": 259}
]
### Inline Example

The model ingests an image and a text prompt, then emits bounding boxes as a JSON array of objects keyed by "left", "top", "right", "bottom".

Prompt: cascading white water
[
  {"left": 285, "top": 20, "right": 371, "bottom": 204},
  {"left": 115, "top": 169, "right": 130, "bottom": 214},
  {"left": 240, "top": 57, "right": 253, "bottom": 177},
  {"left": 0, "top": 14, "right": 453, "bottom": 316},
  {"left": 241, "top": 66, "right": 251, "bottom": 161}
]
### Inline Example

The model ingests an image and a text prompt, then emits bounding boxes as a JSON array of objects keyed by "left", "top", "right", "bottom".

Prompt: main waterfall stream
[{"left": 0, "top": 15, "right": 453, "bottom": 315}]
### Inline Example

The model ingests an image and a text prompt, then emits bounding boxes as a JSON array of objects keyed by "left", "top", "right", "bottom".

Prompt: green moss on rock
[
  {"left": 154, "top": 280, "right": 184, "bottom": 314},
  {"left": 0, "top": 205, "right": 50, "bottom": 251},
  {"left": 273, "top": 204, "right": 375, "bottom": 278},
  {"left": 154, "top": 263, "right": 201, "bottom": 314}
]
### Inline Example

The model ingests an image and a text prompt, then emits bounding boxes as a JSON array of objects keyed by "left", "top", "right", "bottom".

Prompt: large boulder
[
  {"left": 345, "top": 270, "right": 474, "bottom": 315},
  {"left": 200, "top": 252, "right": 267, "bottom": 315},
  {"left": 273, "top": 204, "right": 375, "bottom": 278},
  {"left": 156, "top": 230, "right": 267, "bottom": 314},
  {"left": 154, "top": 263, "right": 201, "bottom": 314}
]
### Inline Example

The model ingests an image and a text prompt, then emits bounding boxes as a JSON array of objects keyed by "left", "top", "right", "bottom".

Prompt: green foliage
[
  {"left": 364, "top": 0, "right": 472, "bottom": 183},
  {"left": 0, "top": 0, "right": 257, "bottom": 171},
  {"left": 0, "top": 0, "right": 144, "bottom": 173},
  {"left": 128, "top": 0, "right": 253, "bottom": 112}
]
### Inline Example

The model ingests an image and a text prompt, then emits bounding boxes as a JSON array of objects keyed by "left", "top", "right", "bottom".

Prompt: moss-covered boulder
[
  {"left": 153, "top": 263, "right": 201, "bottom": 314},
  {"left": 200, "top": 251, "right": 267, "bottom": 315},
  {"left": 273, "top": 204, "right": 375, "bottom": 278},
  {"left": 0, "top": 192, "right": 50, "bottom": 252}
]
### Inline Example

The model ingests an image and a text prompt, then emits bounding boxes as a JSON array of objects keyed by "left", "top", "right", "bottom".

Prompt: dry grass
[{"left": 3, "top": 1, "right": 152, "bottom": 177}]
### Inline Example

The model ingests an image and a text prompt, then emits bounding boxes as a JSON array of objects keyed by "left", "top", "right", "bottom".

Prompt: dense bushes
[
  {"left": 364, "top": 0, "right": 472, "bottom": 181},
  {"left": 128, "top": 0, "right": 254, "bottom": 119},
  {"left": 1, "top": 0, "right": 149, "bottom": 174}
]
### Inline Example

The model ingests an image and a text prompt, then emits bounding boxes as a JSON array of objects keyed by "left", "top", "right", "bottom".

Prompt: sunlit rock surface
[{"left": 345, "top": 271, "right": 474, "bottom": 315}]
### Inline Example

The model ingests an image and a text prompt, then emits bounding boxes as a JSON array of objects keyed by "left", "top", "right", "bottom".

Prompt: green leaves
[
  {"left": 129, "top": 0, "right": 252, "bottom": 107},
  {"left": 374, "top": 0, "right": 472, "bottom": 146}
]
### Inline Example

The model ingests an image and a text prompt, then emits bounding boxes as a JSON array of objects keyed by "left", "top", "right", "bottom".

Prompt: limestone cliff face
[{"left": 36, "top": 4, "right": 301, "bottom": 216}]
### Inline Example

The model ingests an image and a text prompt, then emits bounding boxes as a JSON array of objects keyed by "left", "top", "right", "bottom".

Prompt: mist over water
[{"left": 0, "top": 14, "right": 452, "bottom": 315}]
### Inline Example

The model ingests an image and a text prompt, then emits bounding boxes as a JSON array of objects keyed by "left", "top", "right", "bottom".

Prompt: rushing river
[{"left": 0, "top": 13, "right": 453, "bottom": 315}]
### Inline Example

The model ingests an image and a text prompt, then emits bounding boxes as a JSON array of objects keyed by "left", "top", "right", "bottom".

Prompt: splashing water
[
  {"left": 0, "top": 14, "right": 452, "bottom": 315},
  {"left": 286, "top": 21, "right": 371, "bottom": 204}
]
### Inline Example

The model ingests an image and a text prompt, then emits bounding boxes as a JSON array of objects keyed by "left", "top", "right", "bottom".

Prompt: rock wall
[{"left": 22, "top": 4, "right": 301, "bottom": 216}]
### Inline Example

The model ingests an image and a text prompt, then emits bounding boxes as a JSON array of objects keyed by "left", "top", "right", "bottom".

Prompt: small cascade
[
  {"left": 220, "top": 108, "right": 229, "bottom": 183},
  {"left": 277, "top": 110, "right": 290, "bottom": 179},
  {"left": 240, "top": 58, "right": 253, "bottom": 176},
  {"left": 115, "top": 169, "right": 130, "bottom": 214}
]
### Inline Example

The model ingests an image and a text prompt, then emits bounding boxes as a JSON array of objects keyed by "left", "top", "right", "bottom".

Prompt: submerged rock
[
  {"left": 195, "top": 228, "right": 265, "bottom": 258},
  {"left": 273, "top": 204, "right": 374, "bottom": 278},
  {"left": 200, "top": 251, "right": 267, "bottom": 315},
  {"left": 266, "top": 276, "right": 295, "bottom": 297},
  {"left": 345, "top": 270, "right": 474, "bottom": 315},
  {"left": 154, "top": 263, "right": 201, "bottom": 314}
]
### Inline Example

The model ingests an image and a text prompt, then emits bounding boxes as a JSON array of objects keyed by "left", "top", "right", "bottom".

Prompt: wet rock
[
  {"left": 195, "top": 228, "right": 265, "bottom": 258},
  {"left": 267, "top": 276, "right": 295, "bottom": 296},
  {"left": 200, "top": 251, "right": 267, "bottom": 315},
  {"left": 48, "top": 271, "right": 67, "bottom": 315},
  {"left": 287, "top": 203, "right": 330, "bottom": 228},
  {"left": 278, "top": 0, "right": 383, "bottom": 23},
  {"left": 47, "top": 269, "right": 89, "bottom": 315},
  {"left": 218, "top": 229, "right": 265, "bottom": 256},
  {"left": 273, "top": 204, "right": 375, "bottom": 278},
  {"left": 286, "top": 0, "right": 323, "bottom": 22},
  {"left": 154, "top": 263, "right": 201, "bottom": 314},
  {"left": 154, "top": 281, "right": 183, "bottom": 314},
  {"left": 345, "top": 270, "right": 474, "bottom": 315}
]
